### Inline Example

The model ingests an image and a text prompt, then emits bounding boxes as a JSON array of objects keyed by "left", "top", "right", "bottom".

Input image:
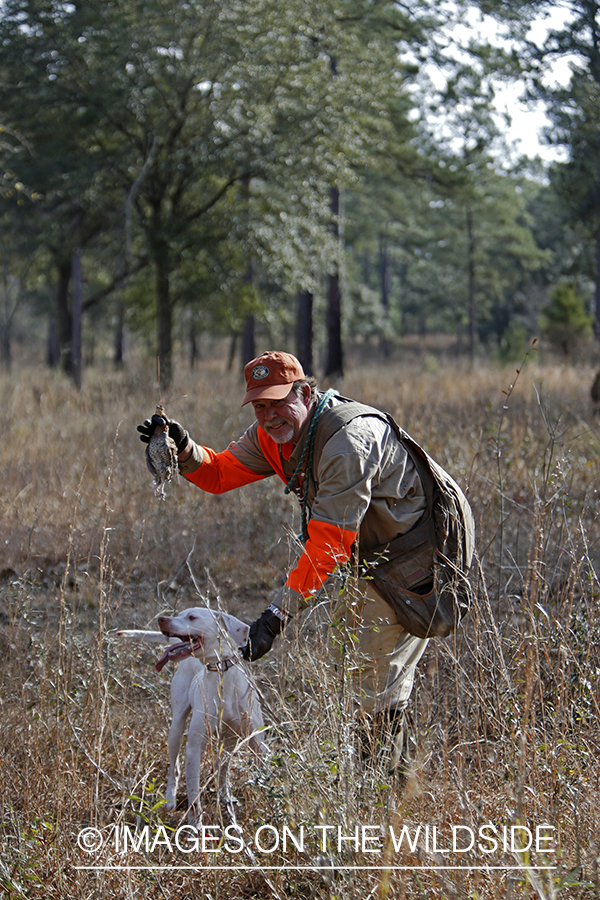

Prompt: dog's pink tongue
[
  {"left": 155, "top": 647, "right": 172, "bottom": 672},
  {"left": 155, "top": 640, "right": 192, "bottom": 672}
]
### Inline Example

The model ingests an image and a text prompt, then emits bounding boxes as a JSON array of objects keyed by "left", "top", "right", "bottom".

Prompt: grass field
[{"left": 1, "top": 352, "right": 600, "bottom": 899}]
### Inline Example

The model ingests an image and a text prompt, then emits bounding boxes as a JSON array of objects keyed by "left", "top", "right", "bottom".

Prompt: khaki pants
[{"left": 329, "top": 578, "right": 429, "bottom": 716}]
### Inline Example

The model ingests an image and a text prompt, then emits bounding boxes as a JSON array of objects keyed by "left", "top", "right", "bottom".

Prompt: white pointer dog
[{"left": 118, "top": 608, "right": 267, "bottom": 823}]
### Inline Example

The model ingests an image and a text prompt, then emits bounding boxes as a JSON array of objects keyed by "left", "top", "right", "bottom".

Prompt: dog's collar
[{"left": 205, "top": 656, "right": 238, "bottom": 673}]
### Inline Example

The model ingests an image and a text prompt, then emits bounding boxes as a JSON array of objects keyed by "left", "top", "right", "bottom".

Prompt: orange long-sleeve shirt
[{"left": 184, "top": 428, "right": 357, "bottom": 598}]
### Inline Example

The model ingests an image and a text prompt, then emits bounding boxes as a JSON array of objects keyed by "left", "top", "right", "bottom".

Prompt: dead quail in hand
[{"left": 146, "top": 404, "right": 179, "bottom": 499}]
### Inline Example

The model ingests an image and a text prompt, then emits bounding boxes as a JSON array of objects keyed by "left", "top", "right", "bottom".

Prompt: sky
[
  {"left": 472, "top": 5, "right": 575, "bottom": 162},
  {"left": 440, "top": 4, "right": 576, "bottom": 163},
  {"left": 494, "top": 83, "right": 568, "bottom": 162}
]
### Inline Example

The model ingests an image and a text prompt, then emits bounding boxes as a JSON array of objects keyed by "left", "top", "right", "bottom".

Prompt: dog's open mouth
[{"left": 155, "top": 635, "right": 203, "bottom": 672}]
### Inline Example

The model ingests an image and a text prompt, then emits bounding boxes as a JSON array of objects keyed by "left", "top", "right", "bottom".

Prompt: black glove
[
  {"left": 137, "top": 414, "right": 189, "bottom": 454},
  {"left": 241, "top": 607, "right": 287, "bottom": 661}
]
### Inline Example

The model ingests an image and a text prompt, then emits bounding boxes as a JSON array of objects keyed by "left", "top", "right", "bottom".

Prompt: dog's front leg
[
  {"left": 166, "top": 711, "right": 190, "bottom": 810},
  {"left": 185, "top": 715, "right": 208, "bottom": 825},
  {"left": 166, "top": 665, "right": 193, "bottom": 810}
]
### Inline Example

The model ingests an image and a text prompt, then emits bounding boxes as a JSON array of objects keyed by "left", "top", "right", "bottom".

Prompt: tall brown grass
[{"left": 1, "top": 353, "right": 599, "bottom": 898}]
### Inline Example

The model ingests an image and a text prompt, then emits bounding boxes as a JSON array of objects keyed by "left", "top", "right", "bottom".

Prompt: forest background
[
  {"left": 3, "top": 2, "right": 600, "bottom": 899},
  {"left": 3, "top": 0, "right": 600, "bottom": 383}
]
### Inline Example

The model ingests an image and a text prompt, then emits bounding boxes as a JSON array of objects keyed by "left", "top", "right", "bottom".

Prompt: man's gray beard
[{"left": 264, "top": 422, "right": 295, "bottom": 443}]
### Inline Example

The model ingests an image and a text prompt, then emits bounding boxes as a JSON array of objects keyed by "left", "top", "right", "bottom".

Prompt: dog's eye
[{"left": 188, "top": 615, "right": 197, "bottom": 621}]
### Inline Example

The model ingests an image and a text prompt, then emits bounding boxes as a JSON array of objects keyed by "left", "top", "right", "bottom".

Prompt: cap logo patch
[{"left": 252, "top": 365, "right": 270, "bottom": 380}]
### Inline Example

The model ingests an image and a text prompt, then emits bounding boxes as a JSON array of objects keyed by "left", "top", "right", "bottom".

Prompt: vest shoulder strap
[{"left": 312, "top": 399, "right": 382, "bottom": 460}]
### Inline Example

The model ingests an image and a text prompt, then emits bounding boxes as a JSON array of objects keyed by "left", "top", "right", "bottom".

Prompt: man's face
[{"left": 252, "top": 385, "right": 312, "bottom": 444}]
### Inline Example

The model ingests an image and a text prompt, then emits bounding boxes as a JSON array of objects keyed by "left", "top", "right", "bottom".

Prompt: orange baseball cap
[{"left": 242, "top": 351, "right": 305, "bottom": 406}]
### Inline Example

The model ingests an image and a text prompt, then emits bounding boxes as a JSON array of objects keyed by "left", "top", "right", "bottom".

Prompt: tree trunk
[
  {"left": 56, "top": 256, "right": 73, "bottom": 374},
  {"left": 0, "top": 267, "right": 15, "bottom": 369},
  {"left": 595, "top": 223, "right": 600, "bottom": 340},
  {"left": 326, "top": 273, "right": 343, "bottom": 377},
  {"left": 114, "top": 295, "right": 125, "bottom": 367},
  {"left": 189, "top": 323, "right": 199, "bottom": 369},
  {"left": 379, "top": 235, "right": 390, "bottom": 358},
  {"left": 47, "top": 309, "right": 59, "bottom": 367},
  {"left": 466, "top": 205, "right": 477, "bottom": 365},
  {"left": 456, "top": 318, "right": 464, "bottom": 356},
  {"left": 71, "top": 249, "right": 83, "bottom": 389},
  {"left": 228, "top": 332, "right": 238, "bottom": 371},
  {"left": 296, "top": 289, "right": 314, "bottom": 375},
  {"left": 155, "top": 238, "right": 172, "bottom": 389},
  {"left": 325, "top": 186, "right": 343, "bottom": 378},
  {"left": 0, "top": 318, "right": 10, "bottom": 369},
  {"left": 241, "top": 314, "right": 255, "bottom": 367},
  {"left": 362, "top": 251, "right": 370, "bottom": 286},
  {"left": 240, "top": 181, "right": 256, "bottom": 370}
]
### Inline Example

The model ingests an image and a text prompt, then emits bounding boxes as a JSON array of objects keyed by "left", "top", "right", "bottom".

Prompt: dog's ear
[
  {"left": 220, "top": 612, "right": 244, "bottom": 633},
  {"left": 223, "top": 613, "right": 250, "bottom": 644},
  {"left": 217, "top": 612, "right": 229, "bottom": 628}
]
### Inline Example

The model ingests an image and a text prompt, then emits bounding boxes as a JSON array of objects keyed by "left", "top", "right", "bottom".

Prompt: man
[{"left": 138, "top": 350, "right": 474, "bottom": 774}]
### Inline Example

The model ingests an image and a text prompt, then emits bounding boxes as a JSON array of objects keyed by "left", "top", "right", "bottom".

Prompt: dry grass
[{"left": 1, "top": 352, "right": 600, "bottom": 898}]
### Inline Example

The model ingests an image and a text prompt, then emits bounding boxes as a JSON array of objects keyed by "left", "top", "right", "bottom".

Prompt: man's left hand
[{"left": 241, "top": 606, "right": 287, "bottom": 661}]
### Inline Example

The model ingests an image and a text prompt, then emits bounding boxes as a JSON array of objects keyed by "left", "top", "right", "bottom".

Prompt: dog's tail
[{"left": 115, "top": 630, "right": 171, "bottom": 644}]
